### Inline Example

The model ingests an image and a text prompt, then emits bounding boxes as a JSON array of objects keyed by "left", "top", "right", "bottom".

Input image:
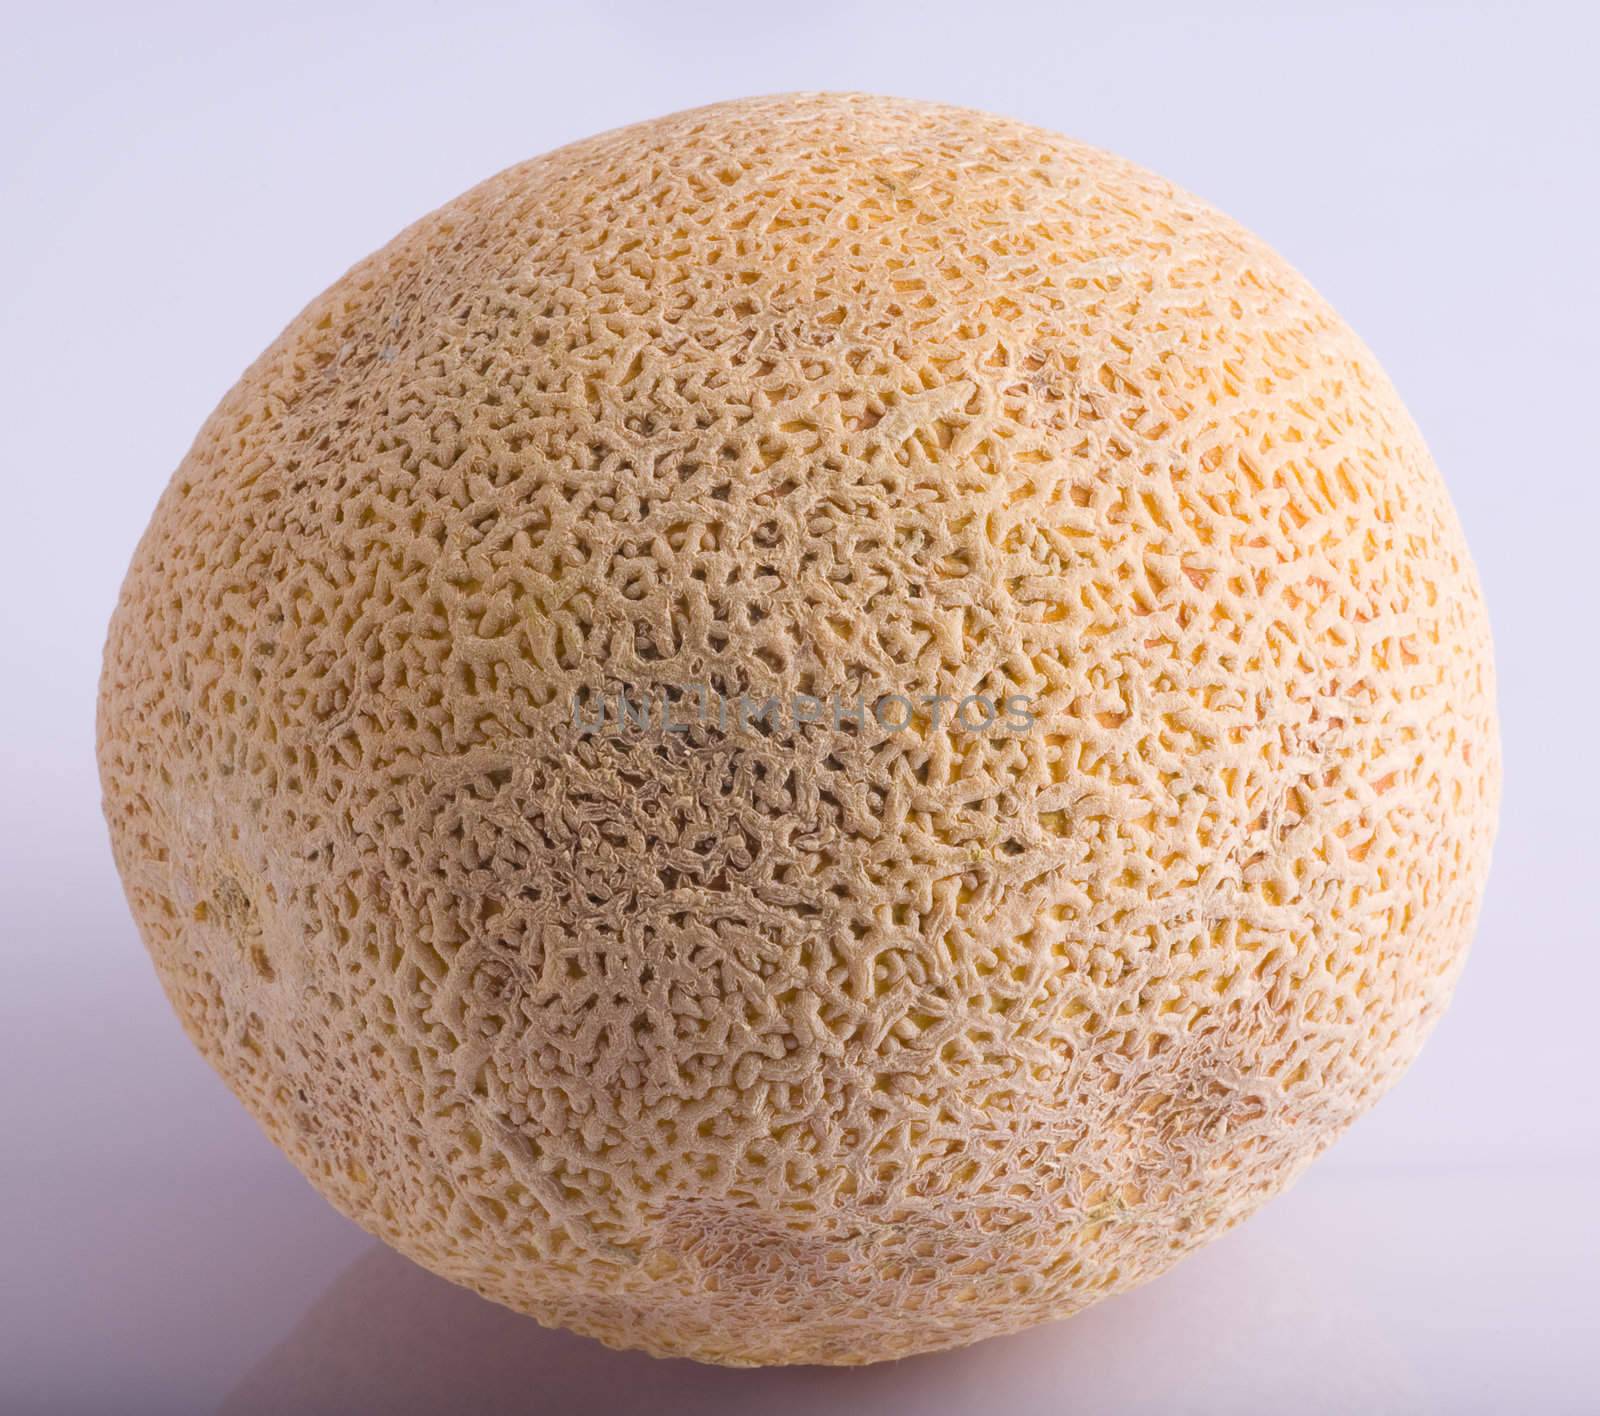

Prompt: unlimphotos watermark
[{"left": 571, "top": 684, "right": 1037, "bottom": 737}]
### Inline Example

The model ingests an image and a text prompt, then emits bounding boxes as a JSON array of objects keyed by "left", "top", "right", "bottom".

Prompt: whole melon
[{"left": 98, "top": 93, "right": 1499, "bottom": 1366}]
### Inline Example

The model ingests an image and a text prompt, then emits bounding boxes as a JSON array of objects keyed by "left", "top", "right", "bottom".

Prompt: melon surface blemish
[{"left": 98, "top": 93, "right": 1500, "bottom": 1366}]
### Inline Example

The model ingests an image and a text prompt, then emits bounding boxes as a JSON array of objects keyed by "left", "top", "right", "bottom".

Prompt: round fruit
[{"left": 98, "top": 93, "right": 1499, "bottom": 1365}]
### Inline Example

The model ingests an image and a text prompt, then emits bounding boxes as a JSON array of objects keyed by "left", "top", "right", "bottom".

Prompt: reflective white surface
[
  {"left": 218, "top": 1168, "right": 1596, "bottom": 1416},
  {"left": 3, "top": 1, "right": 1598, "bottom": 1411}
]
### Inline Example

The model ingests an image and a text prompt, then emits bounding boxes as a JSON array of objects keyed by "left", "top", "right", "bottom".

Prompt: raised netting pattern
[{"left": 98, "top": 94, "right": 1499, "bottom": 1365}]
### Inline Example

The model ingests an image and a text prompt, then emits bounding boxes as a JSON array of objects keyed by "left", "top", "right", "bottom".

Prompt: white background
[{"left": 2, "top": 2, "right": 1596, "bottom": 1412}]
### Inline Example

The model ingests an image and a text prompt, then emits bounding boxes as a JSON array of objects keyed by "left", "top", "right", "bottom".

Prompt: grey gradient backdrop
[{"left": 2, "top": 2, "right": 1596, "bottom": 1412}]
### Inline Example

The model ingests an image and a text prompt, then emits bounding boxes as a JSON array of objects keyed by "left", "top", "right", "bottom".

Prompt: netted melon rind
[{"left": 98, "top": 93, "right": 1499, "bottom": 1366}]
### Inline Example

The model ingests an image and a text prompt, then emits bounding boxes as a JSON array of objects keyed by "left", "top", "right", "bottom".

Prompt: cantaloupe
[{"left": 98, "top": 93, "right": 1500, "bottom": 1366}]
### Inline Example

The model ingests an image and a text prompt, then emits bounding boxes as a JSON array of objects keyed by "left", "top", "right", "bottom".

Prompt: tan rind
[{"left": 98, "top": 93, "right": 1500, "bottom": 1365}]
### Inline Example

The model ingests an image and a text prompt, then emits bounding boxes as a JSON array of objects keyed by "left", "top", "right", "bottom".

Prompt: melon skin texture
[{"left": 98, "top": 93, "right": 1499, "bottom": 1366}]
